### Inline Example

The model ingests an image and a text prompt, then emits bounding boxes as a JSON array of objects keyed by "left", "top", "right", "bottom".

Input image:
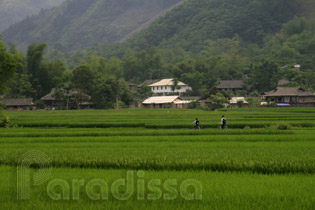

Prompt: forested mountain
[
  {"left": 0, "top": 0, "right": 64, "bottom": 32},
  {"left": 95, "top": 0, "right": 298, "bottom": 57},
  {"left": 2, "top": 0, "right": 183, "bottom": 52},
  {"left": 80, "top": 0, "right": 314, "bottom": 68}
]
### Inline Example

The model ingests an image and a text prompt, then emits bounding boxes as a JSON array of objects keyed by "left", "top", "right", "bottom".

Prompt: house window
[
  {"left": 165, "top": 86, "right": 167, "bottom": 90},
  {"left": 152, "top": 87, "right": 155, "bottom": 91},
  {"left": 161, "top": 86, "right": 163, "bottom": 90},
  {"left": 157, "top": 87, "right": 159, "bottom": 90}
]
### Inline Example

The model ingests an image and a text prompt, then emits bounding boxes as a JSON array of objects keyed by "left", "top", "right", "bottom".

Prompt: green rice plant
[
  {"left": 0, "top": 127, "right": 295, "bottom": 138},
  {"left": 1, "top": 166, "right": 315, "bottom": 210},
  {"left": 0, "top": 135, "right": 315, "bottom": 174}
]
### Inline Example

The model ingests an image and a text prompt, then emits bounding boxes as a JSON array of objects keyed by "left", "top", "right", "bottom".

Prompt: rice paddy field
[{"left": 0, "top": 108, "right": 315, "bottom": 210}]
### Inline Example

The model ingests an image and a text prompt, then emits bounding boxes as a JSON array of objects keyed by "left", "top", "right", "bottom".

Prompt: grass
[
  {"left": 1, "top": 108, "right": 315, "bottom": 209},
  {"left": 4, "top": 108, "right": 315, "bottom": 128},
  {"left": 0, "top": 138, "right": 314, "bottom": 173},
  {"left": 0, "top": 166, "right": 315, "bottom": 210}
]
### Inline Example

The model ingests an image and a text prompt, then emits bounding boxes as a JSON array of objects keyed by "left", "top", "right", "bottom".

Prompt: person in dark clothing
[
  {"left": 193, "top": 118, "right": 200, "bottom": 129},
  {"left": 221, "top": 115, "right": 226, "bottom": 129}
]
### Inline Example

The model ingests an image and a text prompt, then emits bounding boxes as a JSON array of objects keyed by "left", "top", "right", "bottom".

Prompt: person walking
[
  {"left": 221, "top": 115, "right": 226, "bottom": 129},
  {"left": 193, "top": 118, "right": 200, "bottom": 129}
]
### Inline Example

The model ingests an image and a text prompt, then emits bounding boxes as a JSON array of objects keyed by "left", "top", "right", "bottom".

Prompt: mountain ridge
[
  {"left": 0, "top": 0, "right": 64, "bottom": 32},
  {"left": 2, "top": 0, "right": 182, "bottom": 52}
]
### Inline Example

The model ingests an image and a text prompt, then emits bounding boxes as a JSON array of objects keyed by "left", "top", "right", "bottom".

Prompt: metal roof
[
  {"left": 229, "top": 97, "right": 248, "bottom": 104},
  {"left": 41, "top": 88, "right": 91, "bottom": 101},
  {"left": 264, "top": 87, "right": 314, "bottom": 97},
  {"left": 149, "top": 79, "right": 187, "bottom": 87},
  {"left": 173, "top": 99, "right": 191, "bottom": 104},
  {"left": 217, "top": 80, "right": 244, "bottom": 89},
  {"left": 142, "top": 96, "right": 180, "bottom": 104},
  {"left": 2, "top": 98, "right": 34, "bottom": 106}
]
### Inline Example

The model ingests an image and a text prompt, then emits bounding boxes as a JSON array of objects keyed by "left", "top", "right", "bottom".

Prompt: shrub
[
  {"left": 0, "top": 116, "right": 10, "bottom": 128},
  {"left": 35, "top": 100, "right": 45, "bottom": 109},
  {"left": 237, "top": 100, "right": 244, "bottom": 108},
  {"left": 208, "top": 93, "right": 229, "bottom": 111},
  {"left": 277, "top": 123, "right": 290, "bottom": 130}
]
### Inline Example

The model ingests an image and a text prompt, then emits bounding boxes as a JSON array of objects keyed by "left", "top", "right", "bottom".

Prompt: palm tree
[{"left": 171, "top": 78, "right": 181, "bottom": 93}]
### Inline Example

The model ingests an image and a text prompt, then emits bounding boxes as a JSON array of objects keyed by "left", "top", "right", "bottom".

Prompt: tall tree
[
  {"left": 250, "top": 60, "right": 280, "bottom": 92},
  {"left": 26, "top": 43, "right": 66, "bottom": 99},
  {"left": 0, "top": 40, "right": 17, "bottom": 95},
  {"left": 72, "top": 64, "right": 96, "bottom": 93},
  {"left": 7, "top": 43, "right": 34, "bottom": 98},
  {"left": 26, "top": 43, "right": 48, "bottom": 98}
]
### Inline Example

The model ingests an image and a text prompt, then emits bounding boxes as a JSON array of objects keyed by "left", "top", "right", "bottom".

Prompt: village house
[
  {"left": 217, "top": 80, "right": 245, "bottom": 92},
  {"left": 229, "top": 97, "right": 249, "bottom": 108},
  {"left": 198, "top": 99, "right": 212, "bottom": 108},
  {"left": 2, "top": 98, "right": 35, "bottom": 110},
  {"left": 142, "top": 96, "right": 191, "bottom": 109},
  {"left": 127, "top": 82, "right": 137, "bottom": 91},
  {"left": 263, "top": 87, "right": 315, "bottom": 107},
  {"left": 41, "top": 88, "right": 94, "bottom": 110},
  {"left": 149, "top": 79, "right": 192, "bottom": 96}
]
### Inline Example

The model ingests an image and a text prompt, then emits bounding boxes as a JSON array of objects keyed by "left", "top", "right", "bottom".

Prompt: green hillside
[
  {"left": 0, "top": 0, "right": 64, "bottom": 32},
  {"left": 2, "top": 0, "right": 183, "bottom": 51},
  {"left": 95, "top": 0, "right": 298, "bottom": 57}
]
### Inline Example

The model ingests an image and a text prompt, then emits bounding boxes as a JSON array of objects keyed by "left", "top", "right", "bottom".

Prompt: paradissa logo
[
  {"left": 17, "top": 151, "right": 202, "bottom": 201},
  {"left": 47, "top": 171, "right": 202, "bottom": 201}
]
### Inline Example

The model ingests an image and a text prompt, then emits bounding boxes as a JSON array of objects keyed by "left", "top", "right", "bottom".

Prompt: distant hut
[
  {"left": 41, "top": 88, "right": 94, "bottom": 110},
  {"left": 217, "top": 80, "right": 244, "bottom": 93},
  {"left": 229, "top": 97, "right": 249, "bottom": 108},
  {"left": 2, "top": 98, "right": 35, "bottom": 110},
  {"left": 127, "top": 82, "right": 138, "bottom": 91}
]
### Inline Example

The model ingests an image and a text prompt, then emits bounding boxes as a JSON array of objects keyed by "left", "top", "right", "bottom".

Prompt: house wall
[
  {"left": 230, "top": 104, "right": 249, "bottom": 108},
  {"left": 151, "top": 85, "right": 191, "bottom": 94},
  {"left": 43, "top": 100, "right": 66, "bottom": 109},
  {"left": 142, "top": 103, "right": 188, "bottom": 109},
  {"left": 173, "top": 104, "right": 189, "bottom": 109},
  {"left": 218, "top": 88, "right": 243, "bottom": 92},
  {"left": 298, "top": 96, "right": 315, "bottom": 103},
  {"left": 129, "top": 85, "right": 137, "bottom": 91}
]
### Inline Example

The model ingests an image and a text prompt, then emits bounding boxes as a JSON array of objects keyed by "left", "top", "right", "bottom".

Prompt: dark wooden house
[
  {"left": 263, "top": 87, "right": 315, "bottom": 107},
  {"left": 2, "top": 98, "right": 35, "bottom": 110},
  {"left": 41, "top": 88, "right": 94, "bottom": 110},
  {"left": 217, "top": 80, "right": 244, "bottom": 92}
]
